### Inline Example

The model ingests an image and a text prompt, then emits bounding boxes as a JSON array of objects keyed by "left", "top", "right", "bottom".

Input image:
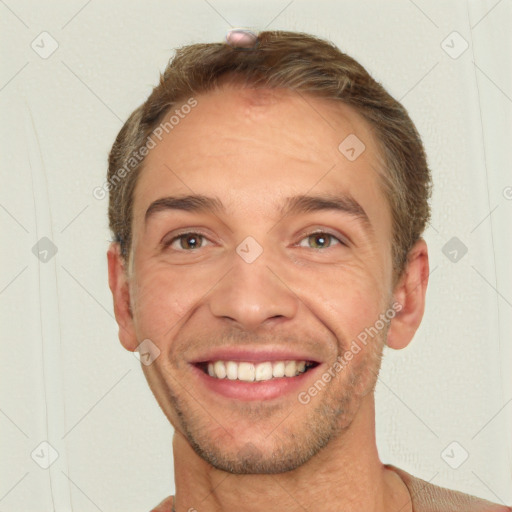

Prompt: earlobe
[
  {"left": 107, "top": 242, "right": 138, "bottom": 352},
  {"left": 386, "top": 239, "right": 429, "bottom": 350}
]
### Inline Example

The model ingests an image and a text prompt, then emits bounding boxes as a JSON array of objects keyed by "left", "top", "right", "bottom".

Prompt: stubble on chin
[{"left": 151, "top": 329, "right": 387, "bottom": 475}]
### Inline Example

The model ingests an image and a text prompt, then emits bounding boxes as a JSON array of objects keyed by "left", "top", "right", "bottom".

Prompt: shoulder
[
  {"left": 385, "top": 464, "right": 511, "bottom": 512},
  {"left": 149, "top": 495, "right": 174, "bottom": 512}
]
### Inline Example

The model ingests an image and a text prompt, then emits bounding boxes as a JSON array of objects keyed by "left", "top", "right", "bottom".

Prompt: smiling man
[{"left": 106, "top": 30, "right": 510, "bottom": 512}]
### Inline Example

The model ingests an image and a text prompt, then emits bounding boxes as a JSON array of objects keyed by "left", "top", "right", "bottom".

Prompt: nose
[{"left": 208, "top": 253, "right": 299, "bottom": 331}]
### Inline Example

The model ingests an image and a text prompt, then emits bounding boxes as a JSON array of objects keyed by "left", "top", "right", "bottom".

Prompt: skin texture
[{"left": 108, "top": 83, "right": 429, "bottom": 512}]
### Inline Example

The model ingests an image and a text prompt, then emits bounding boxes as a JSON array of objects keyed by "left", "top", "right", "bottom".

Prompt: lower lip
[{"left": 190, "top": 363, "right": 322, "bottom": 401}]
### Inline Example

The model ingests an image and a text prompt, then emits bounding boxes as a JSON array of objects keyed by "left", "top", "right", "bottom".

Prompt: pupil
[
  {"left": 183, "top": 235, "right": 199, "bottom": 249},
  {"left": 312, "top": 234, "right": 328, "bottom": 248}
]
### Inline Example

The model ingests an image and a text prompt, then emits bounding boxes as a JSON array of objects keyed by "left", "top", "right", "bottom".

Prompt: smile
[{"left": 200, "top": 360, "right": 319, "bottom": 382}]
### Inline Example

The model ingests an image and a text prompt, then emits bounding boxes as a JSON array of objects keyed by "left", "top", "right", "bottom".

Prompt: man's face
[{"left": 125, "top": 84, "right": 395, "bottom": 473}]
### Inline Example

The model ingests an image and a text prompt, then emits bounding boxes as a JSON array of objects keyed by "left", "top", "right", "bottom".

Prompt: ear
[
  {"left": 107, "top": 242, "right": 138, "bottom": 352},
  {"left": 386, "top": 238, "right": 429, "bottom": 350}
]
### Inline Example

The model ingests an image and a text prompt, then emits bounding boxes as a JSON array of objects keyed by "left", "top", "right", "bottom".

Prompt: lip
[
  {"left": 189, "top": 348, "right": 321, "bottom": 364},
  {"left": 189, "top": 360, "right": 323, "bottom": 401}
]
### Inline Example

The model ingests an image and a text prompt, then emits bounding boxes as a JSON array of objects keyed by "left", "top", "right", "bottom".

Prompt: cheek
[
  {"left": 296, "top": 261, "right": 387, "bottom": 343},
  {"left": 130, "top": 266, "right": 200, "bottom": 340},
  {"left": 335, "top": 288, "right": 385, "bottom": 349}
]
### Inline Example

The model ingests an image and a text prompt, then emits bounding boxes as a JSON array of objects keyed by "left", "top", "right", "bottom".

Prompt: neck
[{"left": 171, "top": 395, "right": 411, "bottom": 512}]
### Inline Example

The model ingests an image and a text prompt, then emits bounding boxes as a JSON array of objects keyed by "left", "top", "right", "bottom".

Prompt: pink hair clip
[{"left": 225, "top": 28, "right": 259, "bottom": 49}]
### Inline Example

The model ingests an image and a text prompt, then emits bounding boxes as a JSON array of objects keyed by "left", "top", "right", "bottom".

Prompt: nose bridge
[{"left": 208, "top": 245, "right": 299, "bottom": 330}]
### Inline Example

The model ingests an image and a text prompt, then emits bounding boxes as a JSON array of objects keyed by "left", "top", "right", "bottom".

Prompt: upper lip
[{"left": 189, "top": 348, "right": 321, "bottom": 364}]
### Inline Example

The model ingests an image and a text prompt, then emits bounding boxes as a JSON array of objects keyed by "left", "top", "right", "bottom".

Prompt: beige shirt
[
  {"left": 384, "top": 464, "right": 511, "bottom": 512},
  {"left": 150, "top": 465, "right": 512, "bottom": 512}
]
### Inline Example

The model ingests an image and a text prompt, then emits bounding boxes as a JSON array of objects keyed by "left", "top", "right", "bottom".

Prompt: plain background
[{"left": 1, "top": 1, "right": 511, "bottom": 510}]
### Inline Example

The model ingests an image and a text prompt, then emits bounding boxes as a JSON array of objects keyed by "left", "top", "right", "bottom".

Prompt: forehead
[{"left": 132, "top": 84, "right": 390, "bottom": 241}]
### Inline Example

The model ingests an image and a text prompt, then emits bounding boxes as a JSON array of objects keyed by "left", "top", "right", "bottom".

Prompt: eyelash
[{"left": 162, "top": 230, "right": 346, "bottom": 251}]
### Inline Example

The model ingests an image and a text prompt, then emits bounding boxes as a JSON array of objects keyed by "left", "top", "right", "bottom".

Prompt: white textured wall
[{"left": 1, "top": 1, "right": 511, "bottom": 510}]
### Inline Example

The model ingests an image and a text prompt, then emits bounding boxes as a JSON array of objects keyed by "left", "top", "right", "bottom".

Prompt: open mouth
[{"left": 194, "top": 360, "right": 320, "bottom": 382}]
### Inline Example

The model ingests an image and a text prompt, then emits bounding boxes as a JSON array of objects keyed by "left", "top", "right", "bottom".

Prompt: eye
[
  {"left": 163, "top": 232, "right": 211, "bottom": 251},
  {"left": 297, "top": 232, "right": 345, "bottom": 250}
]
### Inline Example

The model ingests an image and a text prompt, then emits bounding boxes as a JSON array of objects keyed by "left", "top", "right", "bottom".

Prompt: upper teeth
[{"left": 207, "top": 360, "right": 309, "bottom": 382}]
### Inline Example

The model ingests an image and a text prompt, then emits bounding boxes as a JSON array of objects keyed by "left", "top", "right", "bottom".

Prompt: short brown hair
[{"left": 107, "top": 30, "right": 432, "bottom": 282}]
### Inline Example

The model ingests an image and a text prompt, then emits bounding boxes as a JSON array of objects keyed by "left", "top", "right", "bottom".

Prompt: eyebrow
[
  {"left": 145, "top": 194, "right": 224, "bottom": 223},
  {"left": 144, "top": 192, "right": 373, "bottom": 233},
  {"left": 279, "top": 193, "right": 371, "bottom": 228}
]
